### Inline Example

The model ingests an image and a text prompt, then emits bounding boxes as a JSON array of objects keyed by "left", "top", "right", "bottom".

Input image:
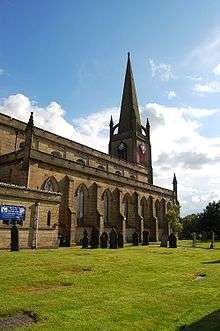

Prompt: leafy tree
[
  {"left": 199, "top": 201, "right": 220, "bottom": 234},
  {"left": 181, "top": 213, "right": 200, "bottom": 239},
  {"left": 165, "top": 204, "right": 182, "bottom": 236},
  {"left": 180, "top": 200, "right": 220, "bottom": 240}
]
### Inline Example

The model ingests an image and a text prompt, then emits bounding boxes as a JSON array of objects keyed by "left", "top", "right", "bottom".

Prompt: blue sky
[
  {"left": 1, "top": 0, "right": 220, "bottom": 215},
  {"left": 1, "top": 1, "right": 220, "bottom": 117}
]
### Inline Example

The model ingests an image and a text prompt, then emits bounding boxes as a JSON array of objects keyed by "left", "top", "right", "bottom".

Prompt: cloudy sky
[{"left": 1, "top": 1, "right": 220, "bottom": 215}]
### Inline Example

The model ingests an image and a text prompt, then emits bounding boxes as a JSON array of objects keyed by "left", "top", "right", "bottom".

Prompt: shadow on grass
[
  {"left": 179, "top": 309, "right": 220, "bottom": 331},
  {"left": 202, "top": 260, "right": 220, "bottom": 264}
]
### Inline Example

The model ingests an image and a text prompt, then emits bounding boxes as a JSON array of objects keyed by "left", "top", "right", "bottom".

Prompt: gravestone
[
  {"left": 168, "top": 233, "right": 177, "bottom": 248},
  {"left": 81, "top": 229, "right": 89, "bottom": 249},
  {"left": 132, "top": 231, "right": 139, "bottom": 246},
  {"left": 100, "top": 231, "right": 108, "bottom": 248},
  {"left": 90, "top": 227, "right": 99, "bottom": 248},
  {"left": 11, "top": 224, "right": 19, "bottom": 251},
  {"left": 192, "top": 232, "right": 196, "bottom": 248},
  {"left": 142, "top": 230, "right": 149, "bottom": 246},
  {"left": 210, "top": 231, "right": 215, "bottom": 249},
  {"left": 117, "top": 231, "right": 124, "bottom": 248},
  {"left": 109, "top": 228, "right": 118, "bottom": 249},
  {"left": 160, "top": 232, "right": 168, "bottom": 247}
]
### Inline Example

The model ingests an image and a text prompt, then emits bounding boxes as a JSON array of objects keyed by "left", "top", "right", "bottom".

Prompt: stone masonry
[{"left": 0, "top": 54, "right": 178, "bottom": 248}]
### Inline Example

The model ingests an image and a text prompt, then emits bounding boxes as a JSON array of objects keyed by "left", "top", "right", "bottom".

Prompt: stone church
[{"left": 0, "top": 54, "right": 178, "bottom": 249}]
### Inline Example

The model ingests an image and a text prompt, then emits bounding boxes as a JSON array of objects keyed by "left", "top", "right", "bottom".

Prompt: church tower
[{"left": 109, "top": 53, "right": 153, "bottom": 184}]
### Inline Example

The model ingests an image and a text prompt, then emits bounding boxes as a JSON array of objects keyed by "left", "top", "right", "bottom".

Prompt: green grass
[{"left": 0, "top": 241, "right": 220, "bottom": 331}]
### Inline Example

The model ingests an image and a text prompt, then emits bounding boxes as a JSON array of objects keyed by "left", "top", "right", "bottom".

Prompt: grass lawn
[{"left": 0, "top": 241, "right": 220, "bottom": 331}]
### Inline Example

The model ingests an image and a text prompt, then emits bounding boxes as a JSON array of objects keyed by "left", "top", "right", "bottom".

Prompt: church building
[{"left": 0, "top": 54, "right": 178, "bottom": 249}]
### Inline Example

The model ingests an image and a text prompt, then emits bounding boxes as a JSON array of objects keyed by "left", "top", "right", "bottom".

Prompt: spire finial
[
  {"left": 146, "top": 118, "right": 150, "bottom": 127},
  {"left": 128, "top": 52, "right": 130, "bottom": 59},
  {"left": 173, "top": 172, "right": 177, "bottom": 184},
  {"left": 27, "top": 111, "right": 34, "bottom": 128},
  {"left": 109, "top": 115, "right": 114, "bottom": 126}
]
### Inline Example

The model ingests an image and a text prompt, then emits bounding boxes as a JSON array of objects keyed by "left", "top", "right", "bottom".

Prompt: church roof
[{"left": 118, "top": 53, "right": 141, "bottom": 134}]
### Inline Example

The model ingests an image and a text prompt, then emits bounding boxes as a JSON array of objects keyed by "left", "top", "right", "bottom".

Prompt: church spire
[
  {"left": 173, "top": 173, "right": 178, "bottom": 203},
  {"left": 23, "top": 112, "right": 34, "bottom": 187},
  {"left": 118, "top": 52, "right": 141, "bottom": 134},
  {"left": 26, "top": 112, "right": 34, "bottom": 129},
  {"left": 108, "top": 54, "right": 153, "bottom": 184}
]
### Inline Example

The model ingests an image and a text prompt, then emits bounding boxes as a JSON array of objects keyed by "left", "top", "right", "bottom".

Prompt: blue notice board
[{"left": 0, "top": 205, "right": 26, "bottom": 222}]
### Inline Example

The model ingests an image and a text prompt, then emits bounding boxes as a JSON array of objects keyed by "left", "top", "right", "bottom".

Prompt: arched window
[
  {"left": 43, "top": 178, "right": 54, "bottom": 192},
  {"left": 77, "top": 187, "right": 85, "bottom": 225},
  {"left": 104, "top": 191, "right": 110, "bottom": 225},
  {"left": 117, "top": 142, "right": 127, "bottom": 161},
  {"left": 42, "top": 177, "right": 59, "bottom": 192},
  {"left": 155, "top": 200, "right": 161, "bottom": 219},
  {"left": 139, "top": 143, "right": 147, "bottom": 164},
  {"left": 47, "top": 211, "right": 51, "bottom": 227}
]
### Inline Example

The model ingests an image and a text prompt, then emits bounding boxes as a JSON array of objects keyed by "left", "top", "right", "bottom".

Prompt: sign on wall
[{"left": 0, "top": 205, "right": 26, "bottom": 222}]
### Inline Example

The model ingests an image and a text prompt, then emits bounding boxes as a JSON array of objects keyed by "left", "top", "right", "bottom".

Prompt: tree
[
  {"left": 199, "top": 201, "right": 220, "bottom": 234},
  {"left": 165, "top": 204, "right": 182, "bottom": 235},
  {"left": 181, "top": 214, "right": 200, "bottom": 239}
]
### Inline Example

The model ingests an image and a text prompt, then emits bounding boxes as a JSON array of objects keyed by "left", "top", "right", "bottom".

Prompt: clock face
[
  {"left": 118, "top": 142, "right": 125, "bottom": 151},
  {"left": 140, "top": 143, "right": 146, "bottom": 154}
]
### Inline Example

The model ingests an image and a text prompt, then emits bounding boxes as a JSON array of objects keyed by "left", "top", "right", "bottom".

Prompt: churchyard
[{"left": 0, "top": 241, "right": 219, "bottom": 331}]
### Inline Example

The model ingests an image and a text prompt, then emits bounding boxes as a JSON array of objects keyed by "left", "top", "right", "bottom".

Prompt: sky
[{"left": 1, "top": 1, "right": 220, "bottom": 215}]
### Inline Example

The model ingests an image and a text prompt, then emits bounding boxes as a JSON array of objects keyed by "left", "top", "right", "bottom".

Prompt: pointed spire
[
  {"left": 146, "top": 118, "right": 150, "bottom": 133},
  {"left": 173, "top": 173, "right": 178, "bottom": 203},
  {"left": 109, "top": 115, "right": 114, "bottom": 127},
  {"left": 173, "top": 173, "right": 177, "bottom": 184},
  {"left": 26, "top": 112, "right": 34, "bottom": 129},
  {"left": 23, "top": 112, "right": 34, "bottom": 175},
  {"left": 146, "top": 118, "right": 150, "bottom": 128},
  {"left": 118, "top": 53, "right": 141, "bottom": 134},
  {"left": 109, "top": 115, "right": 114, "bottom": 139},
  {"left": 146, "top": 118, "right": 150, "bottom": 142}
]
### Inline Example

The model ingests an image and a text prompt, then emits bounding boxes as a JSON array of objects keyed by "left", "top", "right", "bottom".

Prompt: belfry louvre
[{"left": 0, "top": 54, "right": 178, "bottom": 249}]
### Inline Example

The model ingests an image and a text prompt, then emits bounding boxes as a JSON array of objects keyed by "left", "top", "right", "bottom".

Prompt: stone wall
[
  {"left": 0, "top": 112, "right": 175, "bottom": 248},
  {"left": 0, "top": 183, "right": 61, "bottom": 249},
  {"left": 0, "top": 113, "right": 149, "bottom": 183},
  {"left": 0, "top": 122, "right": 25, "bottom": 155}
]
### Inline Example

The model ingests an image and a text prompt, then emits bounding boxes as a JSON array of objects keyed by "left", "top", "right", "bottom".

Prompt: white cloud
[
  {"left": 213, "top": 63, "right": 220, "bottom": 75},
  {"left": 167, "top": 91, "right": 176, "bottom": 99},
  {"left": 194, "top": 81, "right": 220, "bottom": 94},
  {"left": 149, "top": 58, "right": 174, "bottom": 81},
  {"left": 187, "top": 28, "right": 220, "bottom": 67},
  {"left": 0, "top": 94, "right": 117, "bottom": 153},
  {"left": 1, "top": 94, "right": 220, "bottom": 216},
  {"left": 187, "top": 76, "right": 202, "bottom": 82},
  {"left": 143, "top": 103, "right": 220, "bottom": 215},
  {"left": 0, "top": 94, "right": 78, "bottom": 141},
  {"left": 0, "top": 69, "right": 4, "bottom": 76}
]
